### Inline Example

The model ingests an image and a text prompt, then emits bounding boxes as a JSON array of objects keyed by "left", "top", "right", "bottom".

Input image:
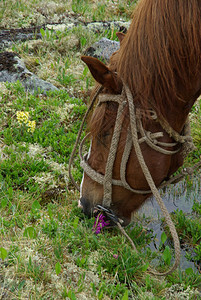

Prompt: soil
[{"left": 0, "top": 52, "right": 19, "bottom": 72}]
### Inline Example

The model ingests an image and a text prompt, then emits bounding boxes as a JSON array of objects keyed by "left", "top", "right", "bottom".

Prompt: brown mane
[
  {"left": 116, "top": 0, "right": 201, "bottom": 116},
  {"left": 90, "top": 0, "right": 201, "bottom": 138}
]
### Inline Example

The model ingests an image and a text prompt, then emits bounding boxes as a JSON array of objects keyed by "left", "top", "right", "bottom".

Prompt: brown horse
[{"left": 79, "top": 0, "right": 201, "bottom": 225}]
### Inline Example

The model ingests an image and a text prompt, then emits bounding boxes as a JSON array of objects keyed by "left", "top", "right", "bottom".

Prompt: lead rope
[
  {"left": 68, "top": 84, "right": 103, "bottom": 191},
  {"left": 123, "top": 83, "right": 181, "bottom": 275},
  {"left": 103, "top": 94, "right": 127, "bottom": 207},
  {"left": 69, "top": 82, "right": 200, "bottom": 276}
]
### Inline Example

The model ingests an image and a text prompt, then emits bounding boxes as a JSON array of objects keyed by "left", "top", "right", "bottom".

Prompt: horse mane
[
  {"left": 90, "top": 0, "right": 201, "bottom": 138},
  {"left": 116, "top": 0, "right": 201, "bottom": 117}
]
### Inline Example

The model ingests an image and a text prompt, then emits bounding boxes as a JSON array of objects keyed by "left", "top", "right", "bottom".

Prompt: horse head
[
  {"left": 79, "top": 56, "right": 175, "bottom": 225},
  {"left": 79, "top": 56, "right": 134, "bottom": 225}
]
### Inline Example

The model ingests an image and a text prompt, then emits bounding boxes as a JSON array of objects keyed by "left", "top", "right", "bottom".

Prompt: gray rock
[
  {"left": 83, "top": 21, "right": 129, "bottom": 61},
  {"left": 85, "top": 20, "right": 130, "bottom": 34},
  {"left": 84, "top": 37, "right": 120, "bottom": 61},
  {"left": 0, "top": 52, "right": 58, "bottom": 94},
  {"left": 0, "top": 20, "right": 129, "bottom": 52}
]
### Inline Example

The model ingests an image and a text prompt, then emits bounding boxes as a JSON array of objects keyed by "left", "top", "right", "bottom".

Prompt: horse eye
[
  {"left": 97, "top": 131, "right": 110, "bottom": 146},
  {"left": 102, "top": 132, "right": 110, "bottom": 138}
]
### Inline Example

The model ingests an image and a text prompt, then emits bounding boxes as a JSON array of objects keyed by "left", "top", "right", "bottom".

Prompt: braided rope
[
  {"left": 137, "top": 117, "right": 180, "bottom": 155},
  {"left": 69, "top": 81, "right": 200, "bottom": 276},
  {"left": 103, "top": 98, "right": 126, "bottom": 207},
  {"left": 120, "top": 129, "right": 133, "bottom": 187},
  {"left": 124, "top": 83, "right": 181, "bottom": 275},
  {"left": 68, "top": 84, "right": 103, "bottom": 191},
  {"left": 78, "top": 86, "right": 197, "bottom": 197},
  {"left": 155, "top": 112, "right": 190, "bottom": 143}
]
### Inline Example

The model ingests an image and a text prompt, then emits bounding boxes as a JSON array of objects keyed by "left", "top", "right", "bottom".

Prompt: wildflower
[
  {"left": 27, "top": 120, "right": 36, "bottom": 133},
  {"left": 16, "top": 111, "right": 36, "bottom": 133},
  {"left": 113, "top": 254, "right": 119, "bottom": 259},
  {"left": 93, "top": 213, "right": 110, "bottom": 234},
  {"left": 16, "top": 111, "right": 29, "bottom": 124}
]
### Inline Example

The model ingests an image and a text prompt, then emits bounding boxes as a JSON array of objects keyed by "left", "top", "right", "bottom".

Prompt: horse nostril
[
  {"left": 79, "top": 197, "right": 92, "bottom": 217},
  {"left": 80, "top": 197, "right": 85, "bottom": 206}
]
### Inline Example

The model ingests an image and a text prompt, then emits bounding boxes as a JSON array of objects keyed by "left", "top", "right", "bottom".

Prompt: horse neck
[
  {"left": 165, "top": 74, "right": 201, "bottom": 133},
  {"left": 165, "top": 102, "right": 192, "bottom": 133}
]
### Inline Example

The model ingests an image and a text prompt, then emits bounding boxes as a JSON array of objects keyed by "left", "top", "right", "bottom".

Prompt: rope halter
[
  {"left": 79, "top": 84, "right": 194, "bottom": 208},
  {"left": 68, "top": 81, "right": 199, "bottom": 276}
]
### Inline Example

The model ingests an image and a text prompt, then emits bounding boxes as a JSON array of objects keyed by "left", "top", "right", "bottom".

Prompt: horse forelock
[{"left": 89, "top": 0, "right": 201, "bottom": 138}]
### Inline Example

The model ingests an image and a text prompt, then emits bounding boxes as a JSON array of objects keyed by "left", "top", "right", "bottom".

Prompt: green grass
[
  {"left": 0, "top": 82, "right": 200, "bottom": 298},
  {"left": 0, "top": 0, "right": 137, "bottom": 29},
  {"left": 190, "top": 99, "right": 201, "bottom": 150},
  {"left": 170, "top": 206, "right": 201, "bottom": 267}
]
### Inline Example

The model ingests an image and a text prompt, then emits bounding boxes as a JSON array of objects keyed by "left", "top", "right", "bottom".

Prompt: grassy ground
[{"left": 0, "top": 1, "right": 201, "bottom": 299}]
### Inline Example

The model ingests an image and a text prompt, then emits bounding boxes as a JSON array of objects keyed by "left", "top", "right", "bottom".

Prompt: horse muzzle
[
  {"left": 78, "top": 197, "right": 130, "bottom": 226},
  {"left": 78, "top": 196, "right": 95, "bottom": 217}
]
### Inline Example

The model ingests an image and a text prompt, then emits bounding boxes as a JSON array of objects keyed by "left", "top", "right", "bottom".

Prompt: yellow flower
[
  {"left": 27, "top": 120, "right": 36, "bottom": 133},
  {"left": 16, "top": 111, "right": 29, "bottom": 124},
  {"left": 16, "top": 111, "right": 36, "bottom": 133}
]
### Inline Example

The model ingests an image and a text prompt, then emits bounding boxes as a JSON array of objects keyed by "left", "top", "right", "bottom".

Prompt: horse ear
[
  {"left": 116, "top": 32, "right": 125, "bottom": 44},
  {"left": 81, "top": 55, "right": 120, "bottom": 92}
]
